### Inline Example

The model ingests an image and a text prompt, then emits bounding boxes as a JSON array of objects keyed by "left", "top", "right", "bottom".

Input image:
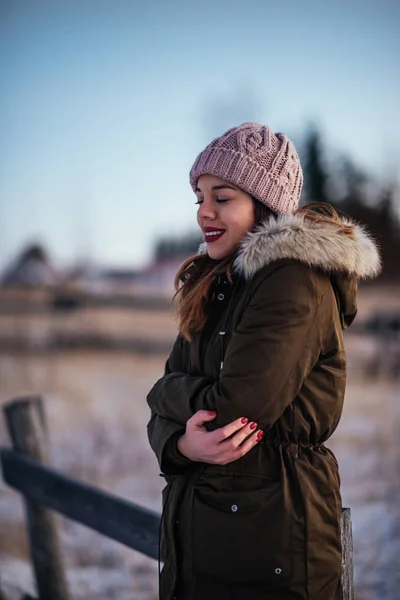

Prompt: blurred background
[{"left": 0, "top": 1, "right": 399, "bottom": 599}]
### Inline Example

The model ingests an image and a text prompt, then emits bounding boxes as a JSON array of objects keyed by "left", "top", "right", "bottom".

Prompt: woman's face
[{"left": 195, "top": 174, "right": 255, "bottom": 260}]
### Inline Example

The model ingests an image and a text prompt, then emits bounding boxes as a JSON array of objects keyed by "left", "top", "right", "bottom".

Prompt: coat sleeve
[
  {"left": 147, "top": 333, "right": 195, "bottom": 475},
  {"left": 146, "top": 263, "right": 322, "bottom": 431}
]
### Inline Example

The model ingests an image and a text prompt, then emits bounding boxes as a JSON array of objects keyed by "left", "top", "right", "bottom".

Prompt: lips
[{"left": 203, "top": 228, "right": 226, "bottom": 243}]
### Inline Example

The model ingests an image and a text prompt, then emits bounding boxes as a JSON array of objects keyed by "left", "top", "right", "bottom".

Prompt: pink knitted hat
[{"left": 189, "top": 122, "right": 303, "bottom": 214}]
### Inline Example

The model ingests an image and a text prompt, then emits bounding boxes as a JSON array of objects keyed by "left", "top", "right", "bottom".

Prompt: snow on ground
[
  {"left": 0, "top": 352, "right": 164, "bottom": 600},
  {"left": 0, "top": 291, "right": 399, "bottom": 599}
]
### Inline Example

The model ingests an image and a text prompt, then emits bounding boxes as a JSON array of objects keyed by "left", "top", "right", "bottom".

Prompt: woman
[{"left": 146, "top": 122, "right": 381, "bottom": 600}]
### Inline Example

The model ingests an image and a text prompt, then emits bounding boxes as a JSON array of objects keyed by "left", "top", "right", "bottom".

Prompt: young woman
[{"left": 147, "top": 122, "right": 381, "bottom": 600}]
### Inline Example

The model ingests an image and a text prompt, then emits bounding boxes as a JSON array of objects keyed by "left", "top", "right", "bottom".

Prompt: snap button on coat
[{"left": 231, "top": 504, "right": 238, "bottom": 512}]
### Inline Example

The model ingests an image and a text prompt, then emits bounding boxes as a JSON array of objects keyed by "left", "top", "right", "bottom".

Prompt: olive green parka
[{"left": 147, "top": 213, "right": 381, "bottom": 600}]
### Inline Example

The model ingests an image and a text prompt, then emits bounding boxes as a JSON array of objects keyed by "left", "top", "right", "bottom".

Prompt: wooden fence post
[
  {"left": 3, "top": 397, "right": 71, "bottom": 600},
  {"left": 341, "top": 507, "right": 354, "bottom": 600}
]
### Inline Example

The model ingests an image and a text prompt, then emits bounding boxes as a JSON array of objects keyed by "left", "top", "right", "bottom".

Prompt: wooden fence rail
[
  {"left": 0, "top": 397, "right": 354, "bottom": 600},
  {"left": 1, "top": 449, "right": 160, "bottom": 559}
]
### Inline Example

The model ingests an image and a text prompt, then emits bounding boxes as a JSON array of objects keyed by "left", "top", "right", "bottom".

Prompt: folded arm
[
  {"left": 147, "top": 263, "right": 322, "bottom": 431},
  {"left": 146, "top": 333, "right": 195, "bottom": 475}
]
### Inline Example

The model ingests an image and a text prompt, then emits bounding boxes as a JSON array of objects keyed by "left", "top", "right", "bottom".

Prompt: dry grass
[
  {"left": 0, "top": 283, "right": 399, "bottom": 599},
  {"left": 0, "top": 521, "right": 29, "bottom": 559}
]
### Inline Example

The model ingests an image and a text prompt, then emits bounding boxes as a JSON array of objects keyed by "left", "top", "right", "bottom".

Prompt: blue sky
[{"left": 0, "top": 0, "right": 399, "bottom": 272}]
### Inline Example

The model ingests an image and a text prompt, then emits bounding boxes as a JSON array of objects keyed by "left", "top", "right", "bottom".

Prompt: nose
[{"left": 197, "top": 198, "right": 217, "bottom": 221}]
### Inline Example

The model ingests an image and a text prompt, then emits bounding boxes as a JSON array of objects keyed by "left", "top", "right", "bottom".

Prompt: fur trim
[{"left": 198, "top": 213, "right": 381, "bottom": 280}]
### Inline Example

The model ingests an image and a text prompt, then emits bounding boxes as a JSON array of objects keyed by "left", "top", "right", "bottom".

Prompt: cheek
[
  {"left": 245, "top": 211, "right": 255, "bottom": 233},
  {"left": 223, "top": 203, "right": 254, "bottom": 236},
  {"left": 231, "top": 212, "right": 254, "bottom": 237},
  {"left": 229, "top": 221, "right": 250, "bottom": 240}
]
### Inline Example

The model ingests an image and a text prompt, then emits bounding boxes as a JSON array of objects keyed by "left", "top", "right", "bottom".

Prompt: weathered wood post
[
  {"left": 341, "top": 507, "right": 354, "bottom": 600},
  {"left": 3, "top": 397, "right": 71, "bottom": 600}
]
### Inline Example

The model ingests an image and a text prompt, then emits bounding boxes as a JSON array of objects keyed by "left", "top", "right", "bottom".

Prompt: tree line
[
  {"left": 302, "top": 126, "right": 399, "bottom": 281},
  {"left": 154, "top": 126, "right": 399, "bottom": 281}
]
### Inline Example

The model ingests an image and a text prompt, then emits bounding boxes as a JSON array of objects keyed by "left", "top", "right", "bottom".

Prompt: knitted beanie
[{"left": 189, "top": 122, "right": 303, "bottom": 214}]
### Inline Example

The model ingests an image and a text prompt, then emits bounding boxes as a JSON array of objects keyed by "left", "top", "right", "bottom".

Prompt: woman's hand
[{"left": 177, "top": 410, "right": 264, "bottom": 465}]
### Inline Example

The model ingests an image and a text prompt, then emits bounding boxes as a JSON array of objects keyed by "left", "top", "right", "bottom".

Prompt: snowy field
[{"left": 0, "top": 285, "right": 399, "bottom": 599}]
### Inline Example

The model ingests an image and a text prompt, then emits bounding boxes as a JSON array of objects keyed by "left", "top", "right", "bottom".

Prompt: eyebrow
[{"left": 195, "top": 184, "right": 238, "bottom": 193}]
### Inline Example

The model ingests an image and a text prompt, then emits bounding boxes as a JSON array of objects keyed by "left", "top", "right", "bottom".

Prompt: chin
[{"left": 206, "top": 245, "right": 230, "bottom": 260}]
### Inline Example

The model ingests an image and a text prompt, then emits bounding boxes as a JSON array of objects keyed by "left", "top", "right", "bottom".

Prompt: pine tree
[{"left": 302, "top": 126, "right": 330, "bottom": 204}]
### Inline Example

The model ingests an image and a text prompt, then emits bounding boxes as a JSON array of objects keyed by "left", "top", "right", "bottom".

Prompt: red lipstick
[{"left": 203, "top": 226, "right": 226, "bottom": 243}]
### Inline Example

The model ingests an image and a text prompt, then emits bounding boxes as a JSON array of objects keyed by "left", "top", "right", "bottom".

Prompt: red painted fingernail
[
  {"left": 241, "top": 417, "right": 248, "bottom": 424},
  {"left": 250, "top": 422, "right": 257, "bottom": 430},
  {"left": 257, "top": 431, "right": 264, "bottom": 441},
  {"left": 209, "top": 411, "right": 217, "bottom": 416}
]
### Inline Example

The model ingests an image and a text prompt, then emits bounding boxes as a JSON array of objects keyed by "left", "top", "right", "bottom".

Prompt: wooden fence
[{"left": 0, "top": 397, "right": 354, "bottom": 600}]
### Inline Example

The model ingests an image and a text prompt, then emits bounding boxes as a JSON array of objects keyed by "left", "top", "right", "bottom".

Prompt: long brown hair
[{"left": 173, "top": 200, "right": 354, "bottom": 340}]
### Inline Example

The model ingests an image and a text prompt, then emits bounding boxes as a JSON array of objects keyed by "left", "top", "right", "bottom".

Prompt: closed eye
[{"left": 194, "top": 198, "right": 229, "bottom": 205}]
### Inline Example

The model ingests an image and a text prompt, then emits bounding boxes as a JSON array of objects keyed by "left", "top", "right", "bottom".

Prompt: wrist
[{"left": 177, "top": 433, "right": 191, "bottom": 459}]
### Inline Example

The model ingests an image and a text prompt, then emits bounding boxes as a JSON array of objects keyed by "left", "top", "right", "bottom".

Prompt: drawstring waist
[{"left": 259, "top": 435, "right": 326, "bottom": 456}]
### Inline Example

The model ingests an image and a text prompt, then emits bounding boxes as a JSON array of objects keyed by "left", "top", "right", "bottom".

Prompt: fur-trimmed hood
[
  {"left": 198, "top": 213, "right": 381, "bottom": 328},
  {"left": 199, "top": 213, "right": 381, "bottom": 280}
]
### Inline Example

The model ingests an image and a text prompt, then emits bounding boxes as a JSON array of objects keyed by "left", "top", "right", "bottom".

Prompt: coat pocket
[{"left": 192, "top": 482, "right": 292, "bottom": 583}]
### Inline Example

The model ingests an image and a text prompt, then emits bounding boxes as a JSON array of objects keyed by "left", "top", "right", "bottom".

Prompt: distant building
[
  {"left": 132, "top": 256, "right": 187, "bottom": 296},
  {"left": 1, "top": 244, "right": 59, "bottom": 287},
  {"left": 1, "top": 239, "right": 197, "bottom": 296},
  {"left": 67, "top": 264, "right": 140, "bottom": 295},
  {"left": 69, "top": 257, "right": 186, "bottom": 297}
]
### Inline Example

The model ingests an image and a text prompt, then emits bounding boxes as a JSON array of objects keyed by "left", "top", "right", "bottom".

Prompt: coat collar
[{"left": 198, "top": 213, "right": 381, "bottom": 281}]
